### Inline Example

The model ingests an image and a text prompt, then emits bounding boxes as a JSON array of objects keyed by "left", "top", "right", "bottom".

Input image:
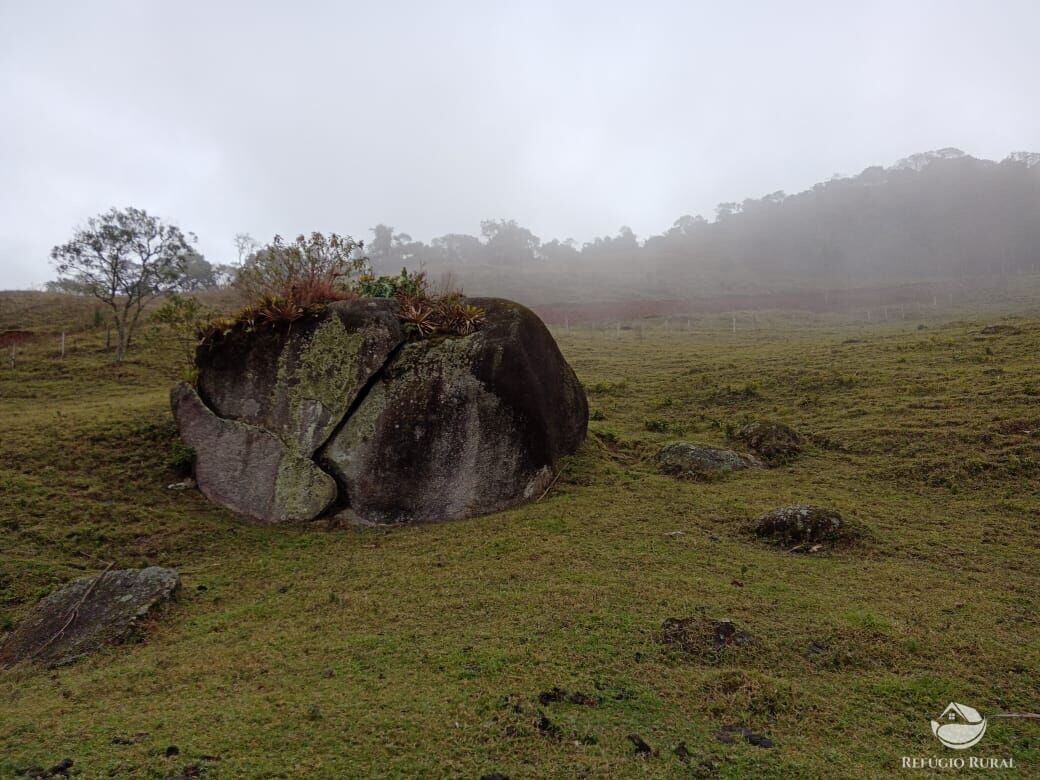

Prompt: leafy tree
[
  {"left": 150, "top": 293, "right": 212, "bottom": 379},
  {"left": 480, "top": 218, "right": 540, "bottom": 264},
  {"left": 51, "top": 207, "right": 196, "bottom": 362},
  {"left": 179, "top": 251, "right": 217, "bottom": 291},
  {"left": 430, "top": 233, "right": 485, "bottom": 265}
]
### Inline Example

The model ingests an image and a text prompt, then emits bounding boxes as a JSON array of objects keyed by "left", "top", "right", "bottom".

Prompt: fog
[{"left": 2, "top": 0, "right": 1039, "bottom": 291}]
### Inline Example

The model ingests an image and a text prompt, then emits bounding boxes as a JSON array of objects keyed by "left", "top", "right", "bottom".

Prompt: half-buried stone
[
  {"left": 656, "top": 442, "right": 762, "bottom": 480},
  {"left": 753, "top": 505, "right": 845, "bottom": 546},
  {"left": 735, "top": 420, "right": 802, "bottom": 463},
  {"left": 0, "top": 567, "right": 180, "bottom": 668}
]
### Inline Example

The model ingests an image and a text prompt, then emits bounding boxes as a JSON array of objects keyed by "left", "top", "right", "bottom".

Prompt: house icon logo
[{"left": 931, "top": 702, "right": 988, "bottom": 749}]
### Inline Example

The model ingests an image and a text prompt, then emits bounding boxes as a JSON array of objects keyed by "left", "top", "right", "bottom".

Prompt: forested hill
[{"left": 368, "top": 149, "right": 1040, "bottom": 282}]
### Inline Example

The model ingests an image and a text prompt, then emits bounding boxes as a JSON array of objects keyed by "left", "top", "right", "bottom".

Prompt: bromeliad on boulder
[{"left": 171, "top": 297, "right": 587, "bottom": 525}]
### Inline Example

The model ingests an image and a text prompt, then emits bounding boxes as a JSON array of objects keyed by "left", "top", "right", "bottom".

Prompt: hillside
[{"left": 2, "top": 300, "right": 1039, "bottom": 776}]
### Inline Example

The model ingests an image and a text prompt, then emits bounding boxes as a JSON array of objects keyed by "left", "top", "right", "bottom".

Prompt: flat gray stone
[
  {"left": 0, "top": 567, "right": 180, "bottom": 668},
  {"left": 171, "top": 382, "right": 337, "bottom": 523}
]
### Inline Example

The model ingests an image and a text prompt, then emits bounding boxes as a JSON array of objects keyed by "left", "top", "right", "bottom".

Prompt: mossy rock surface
[
  {"left": 171, "top": 382, "right": 338, "bottom": 522},
  {"left": 195, "top": 299, "right": 402, "bottom": 456},
  {"left": 321, "top": 298, "right": 587, "bottom": 524},
  {"left": 0, "top": 567, "right": 180, "bottom": 668}
]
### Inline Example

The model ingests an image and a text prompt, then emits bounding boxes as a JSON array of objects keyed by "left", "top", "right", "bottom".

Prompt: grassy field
[{"left": 2, "top": 295, "right": 1040, "bottom": 778}]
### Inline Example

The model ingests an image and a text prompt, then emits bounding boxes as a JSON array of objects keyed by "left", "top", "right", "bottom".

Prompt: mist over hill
[{"left": 366, "top": 149, "right": 1040, "bottom": 302}]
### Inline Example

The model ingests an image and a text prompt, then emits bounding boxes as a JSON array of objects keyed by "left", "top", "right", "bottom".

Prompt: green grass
[{"left": 2, "top": 303, "right": 1040, "bottom": 778}]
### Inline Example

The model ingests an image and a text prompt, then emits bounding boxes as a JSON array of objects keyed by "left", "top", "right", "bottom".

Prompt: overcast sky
[{"left": 2, "top": 0, "right": 1038, "bottom": 288}]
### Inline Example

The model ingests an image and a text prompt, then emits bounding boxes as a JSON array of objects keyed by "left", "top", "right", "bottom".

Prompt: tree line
[
  {"left": 367, "top": 149, "right": 1040, "bottom": 278},
  {"left": 46, "top": 149, "right": 1040, "bottom": 362}
]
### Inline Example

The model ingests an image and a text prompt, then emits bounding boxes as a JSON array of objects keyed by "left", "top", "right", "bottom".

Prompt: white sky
[{"left": 2, "top": 0, "right": 1038, "bottom": 287}]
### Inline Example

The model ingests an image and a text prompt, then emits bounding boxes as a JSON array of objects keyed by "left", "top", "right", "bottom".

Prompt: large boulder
[
  {"left": 320, "top": 299, "right": 587, "bottom": 523},
  {"left": 172, "top": 297, "right": 587, "bottom": 525},
  {"left": 0, "top": 567, "right": 180, "bottom": 668}
]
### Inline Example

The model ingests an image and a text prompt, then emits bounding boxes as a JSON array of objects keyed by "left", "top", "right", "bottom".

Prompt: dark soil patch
[
  {"left": 659, "top": 617, "right": 754, "bottom": 659},
  {"left": 715, "top": 724, "right": 773, "bottom": 748}
]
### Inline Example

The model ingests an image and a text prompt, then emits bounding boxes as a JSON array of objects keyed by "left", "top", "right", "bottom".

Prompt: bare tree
[
  {"left": 233, "top": 232, "right": 260, "bottom": 265},
  {"left": 51, "top": 207, "right": 195, "bottom": 363}
]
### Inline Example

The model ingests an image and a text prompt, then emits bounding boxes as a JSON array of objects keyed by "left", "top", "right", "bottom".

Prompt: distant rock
[
  {"left": 0, "top": 567, "right": 179, "bottom": 668},
  {"left": 656, "top": 442, "right": 761, "bottom": 480},
  {"left": 735, "top": 420, "right": 802, "bottom": 463},
  {"left": 980, "top": 324, "right": 1022, "bottom": 336},
  {"left": 753, "top": 505, "right": 845, "bottom": 545}
]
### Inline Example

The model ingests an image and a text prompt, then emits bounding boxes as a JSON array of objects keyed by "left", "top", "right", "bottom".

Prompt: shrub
[
  {"left": 151, "top": 294, "right": 212, "bottom": 379},
  {"left": 204, "top": 234, "right": 483, "bottom": 345},
  {"left": 234, "top": 233, "right": 366, "bottom": 314},
  {"left": 354, "top": 268, "right": 426, "bottom": 299}
]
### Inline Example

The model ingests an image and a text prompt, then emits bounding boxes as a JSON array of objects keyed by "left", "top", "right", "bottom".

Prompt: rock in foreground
[
  {"left": 656, "top": 442, "right": 762, "bottom": 480},
  {"left": 0, "top": 567, "right": 180, "bottom": 668},
  {"left": 173, "top": 297, "right": 587, "bottom": 525}
]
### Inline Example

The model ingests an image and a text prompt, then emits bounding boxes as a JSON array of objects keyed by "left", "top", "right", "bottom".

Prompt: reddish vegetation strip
[
  {"left": 530, "top": 283, "right": 957, "bottom": 324},
  {"left": 0, "top": 330, "right": 36, "bottom": 348}
]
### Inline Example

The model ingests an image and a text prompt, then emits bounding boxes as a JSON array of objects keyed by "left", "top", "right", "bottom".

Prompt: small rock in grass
[
  {"left": 657, "top": 442, "right": 762, "bottom": 480},
  {"left": 753, "top": 505, "right": 845, "bottom": 546},
  {"left": 538, "top": 687, "right": 566, "bottom": 705},
  {"left": 659, "top": 617, "right": 754, "bottom": 655},
  {"left": 715, "top": 724, "right": 773, "bottom": 748},
  {"left": 735, "top": 420, "right": 802, "bottom": 463},
  {"left": 981, "top": 324, "right": 1021, "bottom": 335},
  {"left": 536, "top": 713, "right": 562, "bottom": 739}
]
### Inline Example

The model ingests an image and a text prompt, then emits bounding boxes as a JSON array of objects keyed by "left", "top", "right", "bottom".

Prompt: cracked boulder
[
  {"left": 171, "top": 382, "right": 338, "bottom": 522},
  {"left": 195, "top": 298, "right": 403, "bottom": 456},
  {"left": 172, "top": 297, "right": 587, "bottom": 525},
  {"left": 0, "top": 567, "right": 180, "bottom": 668}
]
